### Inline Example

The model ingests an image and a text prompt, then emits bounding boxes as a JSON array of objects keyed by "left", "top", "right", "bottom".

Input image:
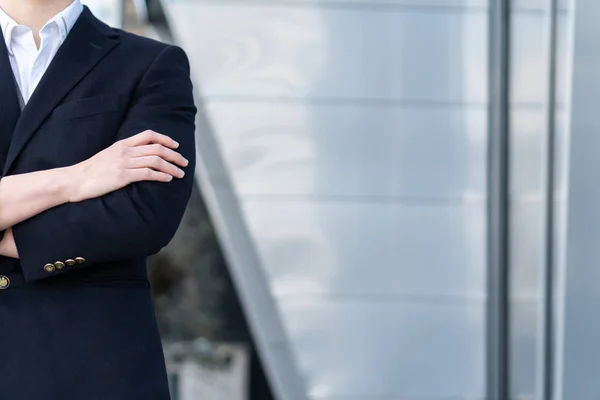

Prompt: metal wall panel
[
  {"left": 164, "top": 1, "right": 490, "bottom": 398},
  {"left": 556, "top": 0, "right": 600, "bottom": 398},
  {"left": 508, "top": 5, "right": 549, "bottom": 398},
  {"left": 169, "top": 4, "right": 489, "bottom": 102},
  {"left": 510, "top": 12, "right": 569, "bottom": 106},
  {"left": 205, "top": 101, "right": 487, "bottom": 198},
  {"left": 242, "top": 200, "right": 486, "bottom": 298},
  {"left": 278, "top": 298, "right": 485, "bottom": 398}
]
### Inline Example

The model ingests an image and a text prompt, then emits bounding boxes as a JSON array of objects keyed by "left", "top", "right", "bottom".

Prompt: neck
[{"left": 0, "top": 0, "right": 74, "bottom": 32}]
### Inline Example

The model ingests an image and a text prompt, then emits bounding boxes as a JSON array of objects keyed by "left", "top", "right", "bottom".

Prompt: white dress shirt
[{"left": 0, "top": 0, "right": 83, "bottom": 105}]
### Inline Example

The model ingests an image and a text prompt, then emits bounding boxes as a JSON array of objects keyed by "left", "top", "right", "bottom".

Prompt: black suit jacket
[{"left": 0, "top": 7, "right": 196, "bottom": 399}]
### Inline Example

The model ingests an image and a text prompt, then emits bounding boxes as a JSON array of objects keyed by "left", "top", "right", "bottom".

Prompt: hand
[{"left": 64, "top": 130, "right": 189, "bottom": 203}]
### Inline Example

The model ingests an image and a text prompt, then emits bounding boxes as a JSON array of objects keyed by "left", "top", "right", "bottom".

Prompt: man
[{"left": 0, "top": 0, "right": 196, "bottom": 398}]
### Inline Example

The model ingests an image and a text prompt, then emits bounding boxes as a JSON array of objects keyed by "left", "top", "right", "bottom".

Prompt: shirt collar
[{"left": 0, "top": 0, "right": 83, "bottom": 55}]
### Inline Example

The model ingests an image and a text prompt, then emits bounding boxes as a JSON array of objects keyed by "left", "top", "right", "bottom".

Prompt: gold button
[
  {"left": 44, "top": 263, "right": 55, "bottom": 273},
  {"left": 0, "top": 275, "right": 10, "bottom": 290},
  {"left": 65, "top": 259, "right": 76, "bottom": 267},
  {"left": 75, "top": 257, "right": 86, "bottom": 264},
  {"left": 54, "top": 261, "right": 65, "bottom": 270}
]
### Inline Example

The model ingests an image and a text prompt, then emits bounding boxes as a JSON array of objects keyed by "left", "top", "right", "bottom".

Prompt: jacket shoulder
[{"left": 113, "top": 29, "right": 172, "bottom": 59}]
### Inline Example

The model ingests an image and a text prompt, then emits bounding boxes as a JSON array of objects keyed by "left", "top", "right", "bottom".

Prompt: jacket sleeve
[{"left": 12, "top": 45, "right": 197, "bottom": 282}]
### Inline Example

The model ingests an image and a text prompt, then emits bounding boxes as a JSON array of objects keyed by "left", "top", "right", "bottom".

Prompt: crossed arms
[{"left": 0, "top": 45, "right": 196, "bottom": 281}]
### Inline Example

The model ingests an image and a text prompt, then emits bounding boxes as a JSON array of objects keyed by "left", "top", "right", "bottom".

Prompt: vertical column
[
  {"left": 507, "top": 1, "right": 573, "bottom": 399},
  {"left": 487, "top": 0, "right": 511, "bottom": 399},
  {"left": 540, "top": 0, "right": 559, "bottom": 399}
]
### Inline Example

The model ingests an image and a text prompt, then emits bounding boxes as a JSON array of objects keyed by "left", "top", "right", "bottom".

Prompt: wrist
[{"left": 56, "top": 165, "right": 78, "bottom": 203}]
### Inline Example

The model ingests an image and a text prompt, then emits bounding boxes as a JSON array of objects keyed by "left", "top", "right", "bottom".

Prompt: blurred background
[{"left": 82, "top": 0, "right": 600, "bottom": 399}]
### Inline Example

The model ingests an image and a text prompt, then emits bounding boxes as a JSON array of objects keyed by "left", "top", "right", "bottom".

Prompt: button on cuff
[{"left": 0, "top": 275, "right": 10, "bottom": 289}]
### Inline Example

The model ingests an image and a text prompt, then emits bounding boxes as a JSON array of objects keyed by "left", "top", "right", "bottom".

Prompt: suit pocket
[{"left": 51, "top": 94, "right": 125, "bottom": 120}]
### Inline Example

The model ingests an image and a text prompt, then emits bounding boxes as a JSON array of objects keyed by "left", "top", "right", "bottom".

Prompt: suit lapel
[
  {"left": 0, "top": 29, "right": 21, "bottom": 171},
  {"left": 3, "top": 6, "right": 120, "bottom": 174}
]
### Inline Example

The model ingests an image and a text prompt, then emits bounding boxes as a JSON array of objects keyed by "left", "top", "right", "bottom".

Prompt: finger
[
  {"left": 128, "top": 144, "right": 188, "bottom": 167},
  {"left": 127, "top": 168, "right": 174, "bottom": 183},
  {"left": 127, "top": 156, "right": 185, "bottom": 178},
  {"left": 122, "top": 130, "right": 179, "bottom": 149}
]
